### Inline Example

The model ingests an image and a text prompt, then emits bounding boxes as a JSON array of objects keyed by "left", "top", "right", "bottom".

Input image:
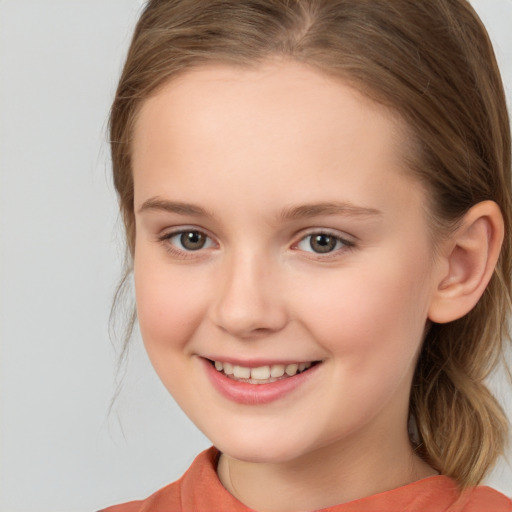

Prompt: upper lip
[{"left": 201, "top": 356, "right": 321, "bottom": 368}]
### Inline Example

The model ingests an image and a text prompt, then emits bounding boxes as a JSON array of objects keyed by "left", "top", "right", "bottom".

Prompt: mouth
[{"left": 207, "top": 359, "right": 320, "bottom": 384}]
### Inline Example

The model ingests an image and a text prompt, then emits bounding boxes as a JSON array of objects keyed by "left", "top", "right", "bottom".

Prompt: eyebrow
[
  {"left": 138, "top": 197, "right": 214, "bottom": 217},
  {"left": 278, "top": 201, "right": 382, "bottom": 221},
  {"left": 138, "top": 197, "right": 381, "bottom": 220}
]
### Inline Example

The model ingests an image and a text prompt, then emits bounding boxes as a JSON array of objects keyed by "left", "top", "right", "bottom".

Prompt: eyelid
[
  {"left": 292, "top": 228, "right": 355, "bottom": 256},
  {"left": 155, "top": 225, "right": 355, "bottom": 259},
  {"left": 157, "top": 226, "right": 217, "bottom": 257}
]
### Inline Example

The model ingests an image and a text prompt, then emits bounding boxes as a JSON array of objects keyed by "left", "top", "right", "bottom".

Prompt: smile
[
  {"left": 203, "top": 357, "right": 324, "bottom": 406},
  {"left": 203, "top": 357, "right": 322, "bottom": 404},
  {"left": 212, "top": 360, "right": 314, "bottom": 383}
]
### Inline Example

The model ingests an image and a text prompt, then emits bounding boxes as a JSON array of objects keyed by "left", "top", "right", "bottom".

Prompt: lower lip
[{"left": 201, "top": 358, "right": 321, "bottom": 405}]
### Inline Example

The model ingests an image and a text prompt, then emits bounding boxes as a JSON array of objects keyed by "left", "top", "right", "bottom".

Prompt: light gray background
[{"left": 0, "top": 1, "right": 511, "bottom": 511}]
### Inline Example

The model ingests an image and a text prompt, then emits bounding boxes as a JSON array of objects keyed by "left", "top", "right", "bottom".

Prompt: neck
[{"left": 217, "top": 425, "right": 437, "bottom": 512}]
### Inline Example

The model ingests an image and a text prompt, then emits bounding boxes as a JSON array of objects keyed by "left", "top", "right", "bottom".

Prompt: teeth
[
  {"left": 233, "top": 365, "right": 251, "bottom": 379},
  {"left": 251, "top": 366, "right": 271, "bottom": 379},
  {"left": 285, "top": 363, "right": 298, "bottom": 376},
  {"left": 270, "top": 364, "right": 285, "bottom": 377},
  {"left": 212, "top": 360, "right": 314, "bottom": 381}
]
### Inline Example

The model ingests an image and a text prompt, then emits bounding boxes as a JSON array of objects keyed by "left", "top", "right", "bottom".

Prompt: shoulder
[
  {"left": 97, "top": 447, "right": 243, "bottom": 512},
  {"left": 96, "top": 449, "right": 208, "bottom": 512},
  {"left": 327, "top": 476, "right": 511, "bottom": 512},
  {"left": 413, "top": 478, "right": 512, "bottom": 512},
  {"left": 460, "top": 485, "right": 512, "bottom": 512},
  {"left": 97, "top": 478, "right": 182, "bottom": 512},
  {"left": 97, "top": 500, "right": 145, "bottom": 512}
]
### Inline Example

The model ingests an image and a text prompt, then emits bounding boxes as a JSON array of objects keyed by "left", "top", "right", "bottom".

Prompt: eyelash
[
  {"left": 157, "top": 228, "right": 355, "bottom": 258},
  {"left": 294, "top": 230, "right": 355, "bottom": 257},
  {"left": 158, "top": 228, "right": 216, "bottom": 258}
]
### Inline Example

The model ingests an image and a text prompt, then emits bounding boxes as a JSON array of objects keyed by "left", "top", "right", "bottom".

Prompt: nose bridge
[{"left": 212, "top": 246, "right": 287, "bottom": 337}]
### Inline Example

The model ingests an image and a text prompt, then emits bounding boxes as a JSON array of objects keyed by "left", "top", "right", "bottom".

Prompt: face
[{"left": 132, "top": 61, "right": 442, "bottom": 465}]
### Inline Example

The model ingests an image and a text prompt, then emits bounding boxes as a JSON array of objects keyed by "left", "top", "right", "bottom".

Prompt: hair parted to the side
[{"left": 109, "top": 0, "right": 512, "bottom": 488}]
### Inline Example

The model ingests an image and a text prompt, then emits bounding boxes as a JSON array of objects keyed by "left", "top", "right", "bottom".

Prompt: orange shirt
[{"left": 99, "top": 447, "right": 512, "bottom": 512}]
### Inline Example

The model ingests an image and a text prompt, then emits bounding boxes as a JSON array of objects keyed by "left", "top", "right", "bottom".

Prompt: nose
[{"left": 210, "top": 250, "right": 288, "bottom": 339}]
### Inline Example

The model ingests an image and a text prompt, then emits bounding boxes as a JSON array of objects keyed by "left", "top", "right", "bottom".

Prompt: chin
[{"left": 209, "top": 428, "right": 316, "bottom": 464}]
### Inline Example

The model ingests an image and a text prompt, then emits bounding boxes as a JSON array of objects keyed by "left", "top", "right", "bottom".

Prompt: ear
[{"left": 428, "top": 200, "right": 504, "bottom": 324}]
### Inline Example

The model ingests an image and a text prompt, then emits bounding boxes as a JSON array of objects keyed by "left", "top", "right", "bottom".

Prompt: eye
[
  {"left": 296, "top": 232, "right": 352, "bottom": 254},
  {"left": 162, "top": 229, "right": 215, "bottom": 252}
]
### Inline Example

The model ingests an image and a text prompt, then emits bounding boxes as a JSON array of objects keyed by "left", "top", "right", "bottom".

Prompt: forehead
[
  {"left": 131, "top": 60, "right": 422, "bottom": 219},
  {"left": 133, "top": 60, "right": 408, "bottom": 163}
]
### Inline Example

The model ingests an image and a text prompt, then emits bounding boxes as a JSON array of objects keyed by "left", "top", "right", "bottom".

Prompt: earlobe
[{"left": 428, "top": 201, "right": 504, "bottom": 324}]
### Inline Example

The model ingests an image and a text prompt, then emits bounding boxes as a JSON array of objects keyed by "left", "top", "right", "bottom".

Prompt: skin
[{"left": 131, "top": 60, "right": 448, "bottom": 511}]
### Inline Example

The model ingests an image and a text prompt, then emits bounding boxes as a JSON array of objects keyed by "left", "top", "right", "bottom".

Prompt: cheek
[
  {"left": 133, "top": 255, "right": 209, "bottom": 355},
  {"left": 290, "top": 264, "right": 431, "bottom": 428},
  {"left": 292, "top": 256, "right": 431, "bottom": 359}
]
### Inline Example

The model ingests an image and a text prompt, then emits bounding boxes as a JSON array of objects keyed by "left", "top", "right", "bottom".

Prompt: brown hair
[{"left": 109, "top": 0, "right": 512, "bottom": 487}]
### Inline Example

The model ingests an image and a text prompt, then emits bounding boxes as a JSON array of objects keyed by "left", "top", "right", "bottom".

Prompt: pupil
[
  {"left": 181, "top": 231, "right": 206, "bottom": 250},
  {"left": 310, "top": 234, "right": 336, "bottom": 253}
]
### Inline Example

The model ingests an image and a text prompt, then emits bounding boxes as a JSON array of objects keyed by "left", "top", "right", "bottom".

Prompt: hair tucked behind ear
[{"left": 109, "top": 0, "right": 511, "bottom": 487}]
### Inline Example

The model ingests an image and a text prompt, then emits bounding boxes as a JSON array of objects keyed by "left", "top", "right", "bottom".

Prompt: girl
[{"left": 101, "top": 1, "right": 512, "bottom": 510}]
